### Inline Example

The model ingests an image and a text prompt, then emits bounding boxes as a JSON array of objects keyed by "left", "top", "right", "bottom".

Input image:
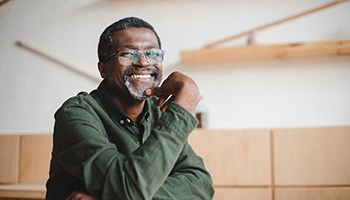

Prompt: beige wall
[{"left": 0, "top": 0, "right": 350, "bottom": 133}]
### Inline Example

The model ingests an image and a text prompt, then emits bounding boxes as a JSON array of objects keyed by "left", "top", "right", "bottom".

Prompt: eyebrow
[{"left": 120, "top": 44, "right": 159, "bottom": 50}]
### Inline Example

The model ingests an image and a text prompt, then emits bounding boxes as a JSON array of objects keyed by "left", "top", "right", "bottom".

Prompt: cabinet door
[
  {"left": 275, "top": 187, "right": 350, "bottom": 200},
  {"left": 214, "top": 188, "right": 271, "bottom": 200},
  {"left": 19, "top": 135, "right": 52, "bottom": 183},
  {"left": 0, "top": 135, "right": 20, "bottom": 183},
  {"left": 189, "top": 129, "right": 271, "bottom": 186},
  {"left": 274, "top": 127, "right": 350, "bottom": 186}
]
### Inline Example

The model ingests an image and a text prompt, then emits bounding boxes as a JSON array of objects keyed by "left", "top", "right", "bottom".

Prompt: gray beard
[{"left": 124, "top": 78, "right": 161, "bottom": 101}]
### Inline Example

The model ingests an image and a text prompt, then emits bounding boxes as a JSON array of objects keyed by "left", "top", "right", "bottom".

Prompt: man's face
[{"left": 99, "top": 27, "right": 163, "bottom": 101}]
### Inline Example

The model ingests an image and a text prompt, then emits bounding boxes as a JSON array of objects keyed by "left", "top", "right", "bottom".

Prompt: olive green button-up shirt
[{"left": 46, "top": 81, "right": 214, "bottom": 200}]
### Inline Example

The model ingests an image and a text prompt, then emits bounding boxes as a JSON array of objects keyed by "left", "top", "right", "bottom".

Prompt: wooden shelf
[{"left": 180, "top": 40, "right": 350, "bottom": 65}]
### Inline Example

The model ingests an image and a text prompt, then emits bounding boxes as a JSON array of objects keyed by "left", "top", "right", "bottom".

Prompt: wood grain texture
[
  {"left": 214, "top": 187, "right": 271, "bottom": 200},
  {"left": 0, "top": 135, "right": 20, "bottom": 183},
  {"left": 189, "top": 129, "right": 271, "bottom": 186},
  {"left": 273, "top": 126, "right": 350, "bottom": 185},
  {"left": 19, "top": 135, "right": 52, "bottom": 184},
  {"left": 181, "top": 40, "right": 350, "bottom": 64},
  {"left": 275, "top": 187, "right": 350, "bottom": 200}
]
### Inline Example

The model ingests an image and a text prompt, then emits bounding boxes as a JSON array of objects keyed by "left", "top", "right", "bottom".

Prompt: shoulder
[
  {"left": 55, "top": 91, "right": 100, "bottom": 119},
  {"left": 61, "top": 91, "right": 94, "bottom": 108}
]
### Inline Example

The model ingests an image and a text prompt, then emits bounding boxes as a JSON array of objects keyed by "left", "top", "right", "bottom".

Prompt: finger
[
  {"left": 152, "top": 87, "right": 170, "bottom": 96},
  {"left": 144, "top": 88, "right": 155, "bottom": 97},
  {"left": 157, "top": 95, "right": 169, "bottom": 106},
  {"left": 145, "top": 87, "right": 171, "bottom": 98},
  {"left": 150, "top": 76, "right": 177, "bottom": 97},
  {"left": 160, "top": 95, "right": 175, "bottom": 112},
  {"left": 158, "top": 94, "right": 173, "bottom": 107}
]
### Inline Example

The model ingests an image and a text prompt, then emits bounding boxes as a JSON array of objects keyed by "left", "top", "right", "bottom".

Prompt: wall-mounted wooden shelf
[{"left": 180, "top": 40, "right": 350, "bottom": 64}]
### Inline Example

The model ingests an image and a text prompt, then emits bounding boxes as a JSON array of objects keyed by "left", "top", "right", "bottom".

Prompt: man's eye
[
  {"left": 119, "top": 52, "right": 134, "bottom": 58},
  {"left": 146, "top": 50, "right": 161, "bottom": 57}
]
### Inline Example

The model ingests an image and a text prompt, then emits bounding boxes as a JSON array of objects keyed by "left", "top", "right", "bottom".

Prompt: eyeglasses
[{"left": 107, "top": 49, "right": 165, "bottom": 65}]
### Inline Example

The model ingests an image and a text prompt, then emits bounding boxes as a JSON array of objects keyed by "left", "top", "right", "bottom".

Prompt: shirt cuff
[{"left": 157, "top": 102, "right": 199, "bottom": 136}]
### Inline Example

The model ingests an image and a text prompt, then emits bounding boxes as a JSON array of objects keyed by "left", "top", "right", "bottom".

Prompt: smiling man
[{"left": 46, "top": 17, "right": 214, "bottom": 200}]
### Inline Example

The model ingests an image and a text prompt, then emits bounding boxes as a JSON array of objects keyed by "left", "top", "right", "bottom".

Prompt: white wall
[{"left": 0, "top": 0, "right": 349, "bottom": 133}]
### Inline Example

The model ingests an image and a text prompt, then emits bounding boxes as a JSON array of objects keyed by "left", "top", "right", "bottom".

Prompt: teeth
[{"left": 131, "top": 74, "right": 152, "bottom": 79}]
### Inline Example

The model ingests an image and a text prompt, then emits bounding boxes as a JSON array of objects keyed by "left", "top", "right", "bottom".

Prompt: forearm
[{"left": 153, "top": 144, "right": 215, "bottom": 200}]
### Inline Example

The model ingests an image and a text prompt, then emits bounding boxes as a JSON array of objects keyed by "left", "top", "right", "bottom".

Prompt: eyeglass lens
[{"left": 118, "top": 49, "right": 164, "bottom": 65}]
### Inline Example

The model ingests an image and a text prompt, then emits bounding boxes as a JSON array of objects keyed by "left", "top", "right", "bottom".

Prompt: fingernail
[{"left": 144, "top": 89, "right": 152, "bottom": 96}]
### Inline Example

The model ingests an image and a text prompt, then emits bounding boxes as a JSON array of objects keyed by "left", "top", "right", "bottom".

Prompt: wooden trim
[
  {"left": 270, "top": 130, "right": 275, "bottom": 200},
  {"left": 0, "top": 0, "right": 11, "bottom": 7},
  {"left": 181, "top": 39, "right": 350, "bottom": 64},
  {"left": 16, "top": 41, "right": 101, "bottom": 83}
]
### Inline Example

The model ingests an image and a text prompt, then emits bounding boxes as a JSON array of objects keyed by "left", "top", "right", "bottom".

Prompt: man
[{"left": 46, "top": 17, "right": 214, "bottom": 200}]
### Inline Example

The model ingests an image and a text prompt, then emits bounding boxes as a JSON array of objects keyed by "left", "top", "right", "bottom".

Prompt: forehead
[{"left": 113, "top": 27, "right": 159, "bottom": 49}]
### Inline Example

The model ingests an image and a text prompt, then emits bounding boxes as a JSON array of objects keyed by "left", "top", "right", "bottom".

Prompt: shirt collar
[{"left": 95, "top": 80, "right": 151, "bottom": 124}]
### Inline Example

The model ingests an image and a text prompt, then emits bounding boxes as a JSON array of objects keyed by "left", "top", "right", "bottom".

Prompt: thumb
[
  {"left": 145, "top": 86, "right": 167, "bottom": 97},
  {"left": 144, "top": 88, "right": 156, "bottom": 96}
]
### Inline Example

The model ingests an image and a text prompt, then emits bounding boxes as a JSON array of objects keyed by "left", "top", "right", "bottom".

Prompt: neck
[{"left": 113, "top": 97, "right": 145, "bottom": 122}]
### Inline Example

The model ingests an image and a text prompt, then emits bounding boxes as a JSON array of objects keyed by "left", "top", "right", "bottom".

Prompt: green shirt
[{"left": 46, "top": 81, "right": 214, "bottom": 200}]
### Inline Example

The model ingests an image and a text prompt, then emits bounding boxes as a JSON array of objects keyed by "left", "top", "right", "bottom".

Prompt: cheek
[
  {"left": 157, "top": 65, "right": 163, "bottom": 80},
  {"left": 115, "top": 68, "right": 131, "bottom": 85},
  {"left": 107, "top": 64, "right": 122, "bottom": 77}
]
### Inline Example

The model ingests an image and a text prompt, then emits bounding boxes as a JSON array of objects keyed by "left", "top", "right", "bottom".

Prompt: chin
[{"left": 131, "top": 93, "right": 148, "bottom": 101}]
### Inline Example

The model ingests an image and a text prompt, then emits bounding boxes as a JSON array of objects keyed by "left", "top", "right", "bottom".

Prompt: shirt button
[
  {"left": 126, "top": 119, "right": 131, "bottom": 124},
  {"left": 120, "top": 120, "right": 125, "bottom": 124}
]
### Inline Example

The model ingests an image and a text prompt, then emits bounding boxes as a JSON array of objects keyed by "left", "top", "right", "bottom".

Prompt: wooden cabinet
[{"left": 189, "top": 126, "right": 350, "bottom": 200}]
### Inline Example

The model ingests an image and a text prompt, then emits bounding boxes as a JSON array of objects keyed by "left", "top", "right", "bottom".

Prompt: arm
[
  {"left": 54, "top": 102, "right": 195, "bottom": 200},
  {"left": 145, "top": 71, "right": 201, "bottom": 114},
  {"left": 153, "top": 143, "right": 214, "bottom": 200},
  {"left": 146, "top": 71, "right": 214, "bottom": 199},
  {"left": 63, "top": 143, "right": 214, "bottom": 200}
]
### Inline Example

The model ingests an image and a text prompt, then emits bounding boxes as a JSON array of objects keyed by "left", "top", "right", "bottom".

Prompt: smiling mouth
[
  {"left": 124, "top": 67, "right": 160, "bottom": 84},
  {"left": 130, "top": 74, "right": 153, "bottom": 79}
]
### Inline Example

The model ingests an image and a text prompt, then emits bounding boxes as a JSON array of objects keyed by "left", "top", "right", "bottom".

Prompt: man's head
[
  {"left": 98, "top": 17, "right": 162, "bottom": 63},
  {"left": 97, "top": 17, "right": 164, "bottom": 102}
]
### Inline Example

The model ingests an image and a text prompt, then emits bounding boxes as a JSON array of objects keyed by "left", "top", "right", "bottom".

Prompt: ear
[{"left": 98, "top": 61, "right": 107, "bottom": 79}]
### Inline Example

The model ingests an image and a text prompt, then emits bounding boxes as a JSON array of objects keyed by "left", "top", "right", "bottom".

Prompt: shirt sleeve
[
  {"left": 53, "top": 99, "right": 213, "bottom": 200},
  {"left": 152, "top": 143, "right": 215, "bottom": 200}
]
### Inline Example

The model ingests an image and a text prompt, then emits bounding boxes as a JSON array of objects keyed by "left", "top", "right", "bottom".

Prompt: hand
[
  {"left": 145, "top": 71, "right": 200, "bottom": 113},
  {"left": 66, "top": 191, "right": 97, "bottom": 200}
]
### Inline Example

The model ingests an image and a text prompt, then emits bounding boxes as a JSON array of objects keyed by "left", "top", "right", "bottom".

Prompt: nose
[{"left": 135, "top": 52, "right": 150, "bottom": 67}]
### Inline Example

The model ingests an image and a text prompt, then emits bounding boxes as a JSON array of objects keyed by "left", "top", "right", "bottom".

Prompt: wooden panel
[
  {"left": 0, "top": 135, "right": 20, "bottom": 183},
  {"left": 189, "top": 129, "right": 271, "bottom": 186},
  {"left": 274, "top": 126, "right": 350, "bottom": 185},
  {"left": 214, "top": 187, "right": 271, "bottom": 200},
  {"left": 19, "top": 135, "right": 52, "bottom": 184},
  {"left": 181, "top": 40, "right": 350, "bottom": 64},
  {"left": 275, "top": 187, "right": 350, "bottom": 200},
  {"left": 0, "top": 184, "right": 45, "bottom": 199}
]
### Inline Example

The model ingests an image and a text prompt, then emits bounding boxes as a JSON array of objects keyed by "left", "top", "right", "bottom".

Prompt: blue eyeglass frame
[{"left": 105, "top": 49, "right": 165, "bottom": 65}]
